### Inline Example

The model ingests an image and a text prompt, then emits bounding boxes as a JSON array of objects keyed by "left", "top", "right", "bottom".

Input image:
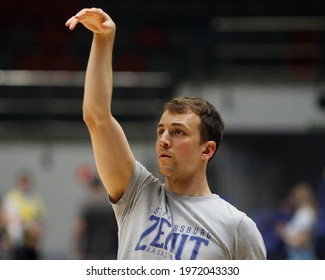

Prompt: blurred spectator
[
  {"left": 317, "top": 166, "right": 325, "bottom": 209},
  {"left": 0, "top": 197, "right": 11, "bottom": 259},
  {"left": 72, "top": 176, "right": 118, "bottom": 260},
  {"left": 2, "top": 170, "right": 47, "bottom": 259},
  {"left": 276, "top": 182, "right": 318, "bottom": 259},
  {"left": 315, "top": 166, "right": 325, "bottom": 259}
]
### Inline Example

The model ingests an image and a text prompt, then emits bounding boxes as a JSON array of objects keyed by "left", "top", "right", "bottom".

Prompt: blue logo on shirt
[{"left": 134, "top": 207, "right": 210, "bottom": 259}]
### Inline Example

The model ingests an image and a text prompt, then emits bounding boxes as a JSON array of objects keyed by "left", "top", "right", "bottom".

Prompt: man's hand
[{"left": 65, "top": 8, "right": 115, "bottom": 35}]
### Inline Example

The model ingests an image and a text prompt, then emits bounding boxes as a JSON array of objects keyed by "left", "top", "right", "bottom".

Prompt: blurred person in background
[
  {"left": 2, "top": 170, "right": 47, "bottom": 259},
  {"left": 0, "top": 197, "right": 11, "bottom": 259},
  {"left": 72, "top": 176, "right": 117, "bottom": 260},
  {"left": 315, "top": 165, "right": 325, "bottom": 259},
  {"left": 276, "top": 182, "right": 318, "bottom": 260},
  {"left": 317, "top": 166, "right": 325, "bottom": 209}
]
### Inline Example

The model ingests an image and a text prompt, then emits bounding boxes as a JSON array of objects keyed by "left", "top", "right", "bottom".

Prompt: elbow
[
  {"left": 83, "top": 110, "right": 95, "bottom": 127},
  {"left": 83, "top": 106, "right": 111, "bottom": 129},
  {"left": 82, "top": 105, "right": 93, "bottom": 126}
]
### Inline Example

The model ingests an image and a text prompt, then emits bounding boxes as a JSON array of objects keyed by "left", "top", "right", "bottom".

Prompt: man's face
[{"left": 156, "top": 110, "right": 204, "bottom": 179}]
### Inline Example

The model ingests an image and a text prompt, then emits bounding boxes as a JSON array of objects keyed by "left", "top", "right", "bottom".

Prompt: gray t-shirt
[{"left": 112, "top": 161, "right": 266, "bottom": 260}]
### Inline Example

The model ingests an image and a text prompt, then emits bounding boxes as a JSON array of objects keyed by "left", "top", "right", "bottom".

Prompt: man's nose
[{"left": 159, "top": 131, "right": 171, "bottom": 147}]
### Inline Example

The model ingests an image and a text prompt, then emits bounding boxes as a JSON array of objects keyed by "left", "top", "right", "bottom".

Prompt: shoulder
[
  {"left": 131, "top": 161, "right": 161, "bottom": 188},
  {"left": 216, "top": 199, "right": 261, "bottom": 237},
  {"left": 114, "top": 160, "right": 162, "bottom": 205},
  {"left": 214, "top": 197, "right": 266, "bottom": 257},
  {"left": 214, "top": 196, "right": 247, "bottom": 223}
]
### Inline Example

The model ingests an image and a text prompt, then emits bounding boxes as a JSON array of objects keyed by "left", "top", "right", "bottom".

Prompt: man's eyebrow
[{"left": 157, "top": 123, "right": 187, "bottom": 129}]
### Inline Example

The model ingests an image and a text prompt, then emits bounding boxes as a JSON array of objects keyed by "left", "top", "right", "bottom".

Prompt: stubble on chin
[{"left": 158, "top": 161, "right": 175, "bottom": 178}]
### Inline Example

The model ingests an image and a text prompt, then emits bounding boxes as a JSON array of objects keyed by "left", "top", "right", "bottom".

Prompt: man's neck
[{"left": 164, "top": 176, "right": 212, "bottom": 197}]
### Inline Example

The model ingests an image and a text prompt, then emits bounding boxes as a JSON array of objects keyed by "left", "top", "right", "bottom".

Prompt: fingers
[
  {"left": 65, "top": 8, "right": 88, "bottom": 30},
  {"left": 65, "top": 8, "right": 98, "bottom": 30},
  {"left": 66, "top": 8, "right": 115, "bottom": 35},
  {"left": 65, "top": 17, "right": 77, "bottom": 30}
]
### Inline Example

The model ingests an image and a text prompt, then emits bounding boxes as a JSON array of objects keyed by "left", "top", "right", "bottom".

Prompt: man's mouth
[{"left": 159, "top": 153, "right": 171, "bottom": 158}]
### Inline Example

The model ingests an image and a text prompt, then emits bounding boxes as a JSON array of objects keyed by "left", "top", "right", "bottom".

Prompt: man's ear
[{"left": 201, "top": 141, "right": 216, "bottom": 161}]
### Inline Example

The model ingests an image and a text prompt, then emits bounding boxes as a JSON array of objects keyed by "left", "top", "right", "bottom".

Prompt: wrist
[{"left": 93, "top": 32, "right": 115, "bottom": 47}]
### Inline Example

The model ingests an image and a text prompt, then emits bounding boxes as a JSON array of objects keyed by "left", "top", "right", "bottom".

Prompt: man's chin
[{"left": 158, "top": 165, "right": 174, "bottom": 177}]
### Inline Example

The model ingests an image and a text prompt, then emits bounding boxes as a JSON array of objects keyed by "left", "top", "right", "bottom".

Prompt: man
[{"left": 66, "top": 8, "right": 266, "bottom": 260}]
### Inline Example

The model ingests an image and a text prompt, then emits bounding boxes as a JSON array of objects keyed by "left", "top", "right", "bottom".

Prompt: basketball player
[{"left": 66, "top": 8, "right": 266, "bottom": 260}]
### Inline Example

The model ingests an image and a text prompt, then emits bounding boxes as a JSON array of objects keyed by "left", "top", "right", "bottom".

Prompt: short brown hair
[{"left": 163, "top": 96, "right": 224, "bottom": 153}]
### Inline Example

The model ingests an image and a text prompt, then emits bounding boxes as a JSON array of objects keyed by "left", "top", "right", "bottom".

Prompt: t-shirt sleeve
[
  {"left": 110, "top": 161, "right": 152, "bottom": 225},
  {"left": 234, "top": 215, "right": 267, "bottom": 260}
]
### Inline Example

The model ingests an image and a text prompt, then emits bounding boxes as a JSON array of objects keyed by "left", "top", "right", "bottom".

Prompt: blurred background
[{"left": 0, "top": 0, "right": 325, "bottom": 260}]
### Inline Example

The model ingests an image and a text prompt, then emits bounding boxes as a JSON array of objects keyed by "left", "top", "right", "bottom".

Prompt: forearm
[
  {"left": 277, "top": 223, "right": 310, "bottom": 248},
  {"left": 83, "top": 33, "right": 115, "bottom": 122},
  {"left": 283, "top": 231, "right": 310, "bottom": 247}
]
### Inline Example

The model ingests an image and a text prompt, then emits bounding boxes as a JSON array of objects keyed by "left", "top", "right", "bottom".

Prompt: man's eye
[
  {"left": 173, "top": 129, "right": 183, "bottom": 135},
  {"left": 157, "top": 129, "right": 164, "bottom": 136}
]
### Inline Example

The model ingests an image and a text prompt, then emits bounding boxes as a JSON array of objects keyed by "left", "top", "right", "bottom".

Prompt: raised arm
[{"left": 66, "top": 8, "right": 135, "bottom": 202}]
